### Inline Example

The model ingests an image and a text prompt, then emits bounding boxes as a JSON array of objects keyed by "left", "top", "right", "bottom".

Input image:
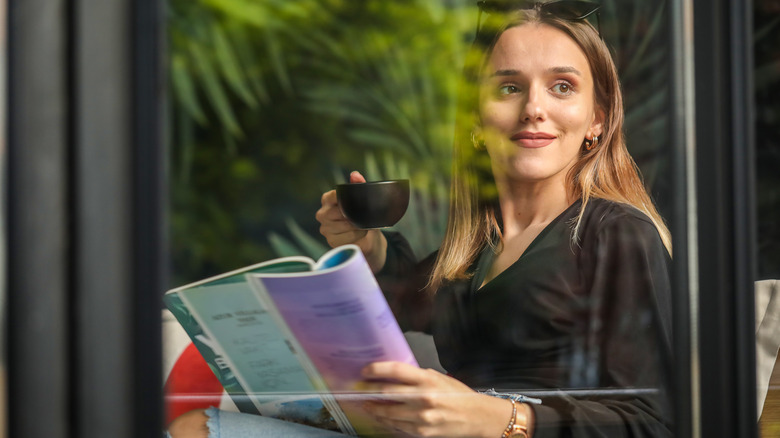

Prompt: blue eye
[{"left": 551, "top": 82, "right": 573, "bottom": 95}]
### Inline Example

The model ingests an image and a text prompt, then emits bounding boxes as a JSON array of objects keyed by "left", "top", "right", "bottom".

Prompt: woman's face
[{"left": 479, "top": 23, "right": 603, "bottom": 186}]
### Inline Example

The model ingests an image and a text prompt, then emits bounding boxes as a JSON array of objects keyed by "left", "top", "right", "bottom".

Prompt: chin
[
  {"left": 502, "top": 162, "right": 552, "bottom": 179},
  {"left": 495, "top": 157, "right": 572, "bottom": 184}
]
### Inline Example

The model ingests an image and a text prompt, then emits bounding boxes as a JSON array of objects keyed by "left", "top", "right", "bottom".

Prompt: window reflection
[
  {"left": 755, "top": 0, "right": 780, "bottom": 435},
  {"left": 166, "top": 1, "right": 677, "bottom": 436}
]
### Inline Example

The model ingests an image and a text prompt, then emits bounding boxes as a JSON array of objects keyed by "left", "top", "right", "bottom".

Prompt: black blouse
[{"left": 377, "top": 198, "right": 673, "bottom": 437}]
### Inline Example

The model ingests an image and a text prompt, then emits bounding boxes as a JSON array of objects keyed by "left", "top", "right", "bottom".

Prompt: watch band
[
  {"left": 508, "top": 422, "right": 529, "bottom": 438},
  {"left": 501, "top": 399, "right": 531, "bottom": 438},
  {"left": 501, "top": 398, "right": 517, "bottom": 438}
]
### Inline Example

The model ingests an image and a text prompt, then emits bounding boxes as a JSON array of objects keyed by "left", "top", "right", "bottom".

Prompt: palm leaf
[
  {"left": 347, "top": 130, "right": 408, "bottom": 152},
  {"left": 226, "top": 25, "right": 271, "bottom": 104},
  {"left": 211, "top": 23, "right": 258, "bottom": 108},
  {"left": 622, "top": 4, "right": 665, "bottom": 78},
  {"left": 171, "top": 54, "right": 208, "bottom": 124},
  {"left": 268, "top": 232, "right": 304, "bottom": 258},
  {"left": 285, "top": 218, "right": 328, "bottom": 259},
  {"left": 187, "top": 39, "right": 243, "bottom": 136},
  {"left": 263, "top": 26, "right": 294, "bottom": 94},
  {"left": 201, "top": 0, "right": 274, "bottom": 28}
]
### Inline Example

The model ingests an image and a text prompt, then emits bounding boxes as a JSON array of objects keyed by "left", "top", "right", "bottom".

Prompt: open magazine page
[
  {"left": 164, "top": 291, "right": 262, "bottom": 416},
  {"left": 165, "top": 259, "right": 343, "bottom": 432},
  {"left": 248, "top": 245, "right": 418, "bottom": 436}
]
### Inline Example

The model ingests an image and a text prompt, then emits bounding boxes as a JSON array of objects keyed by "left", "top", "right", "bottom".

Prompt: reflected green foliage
[
  {"left": 169, "top": 0, "right": 473, "bottom": 284},
  {"left": 169, "top": 0, "right": 674, "bottom": 285}
]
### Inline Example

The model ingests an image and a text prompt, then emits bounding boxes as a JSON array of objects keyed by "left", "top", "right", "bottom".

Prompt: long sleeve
[
  {"left": 531, "top": 209, "right": 673, "bottom": 437},
  {"left": 375, "top": 231, "right": 437, "bottom": 333}
]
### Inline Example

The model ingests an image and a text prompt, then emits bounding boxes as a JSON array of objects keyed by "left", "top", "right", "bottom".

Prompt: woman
[
  {"left": 170, "top": 1, "right": 673, "bottom": 436},
  {"left": 319, "top": 1, "right": 672, "bottom": 436}
]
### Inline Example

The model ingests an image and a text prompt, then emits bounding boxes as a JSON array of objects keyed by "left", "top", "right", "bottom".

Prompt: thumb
[{"left": 349, "top": 171, "right": 367, "bottom": 184}]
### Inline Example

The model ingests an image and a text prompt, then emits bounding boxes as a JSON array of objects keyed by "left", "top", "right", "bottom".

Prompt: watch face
[{"left": 509, "top": 425, "right": 528, "bottom": 438}]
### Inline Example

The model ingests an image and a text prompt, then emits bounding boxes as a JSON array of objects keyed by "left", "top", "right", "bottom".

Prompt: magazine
[{"left": 163, "top": 244, "right": 418, "bottom": 436}]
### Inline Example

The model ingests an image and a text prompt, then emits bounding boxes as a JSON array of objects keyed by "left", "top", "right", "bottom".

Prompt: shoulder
[
  {"left": 578, "top": 198, "right": 664, "bottom": 250},
  {"left": 581, "top": 198, "right": 656, "bottom": 230}
]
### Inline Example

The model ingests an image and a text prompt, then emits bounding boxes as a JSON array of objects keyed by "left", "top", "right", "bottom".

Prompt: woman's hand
[
  {"left": 316, "top": 171, "right": 388, "bottom": 272},
  {"left": 360, "top": 362, "right": 514, "bottom": 438}
]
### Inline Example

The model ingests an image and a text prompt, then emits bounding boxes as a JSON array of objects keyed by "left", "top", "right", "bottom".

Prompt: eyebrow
[{"left": 490, "top": 66, "right": 583, "bottom": 77}]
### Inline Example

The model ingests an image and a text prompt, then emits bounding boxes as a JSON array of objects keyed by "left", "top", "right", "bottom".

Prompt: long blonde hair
[{"left": 429, "top": 7, "right": 672, "bottom": 291}]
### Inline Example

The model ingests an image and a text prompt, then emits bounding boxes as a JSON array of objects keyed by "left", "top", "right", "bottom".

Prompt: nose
[{"left": 520, "top": 85, "right": 545, "bottom": 122}]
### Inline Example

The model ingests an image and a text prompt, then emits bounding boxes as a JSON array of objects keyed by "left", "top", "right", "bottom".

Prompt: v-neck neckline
[{"left": 474, "top": 199, "right": 582, "bottom": 291}]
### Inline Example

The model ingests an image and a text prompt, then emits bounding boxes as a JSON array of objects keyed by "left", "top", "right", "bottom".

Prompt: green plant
[
  {"left": 169, "top": 0, "right": 471, "bottom": 283},
  {"left": 168, "top": 0, "right": 676, "bottom": 284}
]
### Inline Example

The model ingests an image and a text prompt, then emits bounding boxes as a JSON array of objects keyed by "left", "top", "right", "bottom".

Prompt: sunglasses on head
[{"left": 475, "top": 0, "right": 602, "bottom": 39}]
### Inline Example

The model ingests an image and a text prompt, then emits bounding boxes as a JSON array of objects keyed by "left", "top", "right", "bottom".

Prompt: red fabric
[{"left": 164, "top": 342, "right": 224, "bottom": 425}]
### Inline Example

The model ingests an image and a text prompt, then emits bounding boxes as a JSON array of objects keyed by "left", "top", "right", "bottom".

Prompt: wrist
[
  {"left": 364, "top": 230, "right": 387, "bottom": 273},
  {"left": 519, "top": 402, "right": 535, "bottom": 437},
  {"left": 501, "top": 399, "right": 534, "bottom": 438}
]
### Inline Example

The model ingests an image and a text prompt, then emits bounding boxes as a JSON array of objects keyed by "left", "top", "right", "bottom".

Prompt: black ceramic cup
[{"left": 336, "top": 179, "right": 410, "bottom": 229}]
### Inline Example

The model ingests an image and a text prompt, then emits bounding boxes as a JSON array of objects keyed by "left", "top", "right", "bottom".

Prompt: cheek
[
  {"left": 480, "top": 102, "right": 516, "bottom": 129},
  {"left": 556, "top": 105, "right": 594, "bottom": 134}
]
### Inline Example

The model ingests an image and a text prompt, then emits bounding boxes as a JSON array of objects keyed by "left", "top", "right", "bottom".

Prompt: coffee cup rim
[{"left": 335, "top": 179, "right": 409, "bottom": 188}]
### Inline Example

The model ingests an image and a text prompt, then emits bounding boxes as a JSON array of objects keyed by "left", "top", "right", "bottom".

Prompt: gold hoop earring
[
  {"left": 471, "top": 131, "right": 486, "bottom": 150},
  {"left": 585, "top": 135, "right": 599, "bottom": 151}
]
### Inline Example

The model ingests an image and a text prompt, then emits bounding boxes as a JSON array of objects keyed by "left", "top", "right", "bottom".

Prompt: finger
[
  {"left": 323, "top": 229, "right": 369, "bottom": 248},
  {"left": 320, "top": 190, "right": 338, "bottom": 206},
  {"left": 316, "top": 204, "right": 348, "bottom": 224},
  {"left": 363, "top": 402, "right": 440, "bottom": 436},
  {"left": 362, "top": 362, "right": 429, "bottom": 386},
  {"left": 362, "top": 385, "right": 465, "bottom": 411},
  {"left": 319, "top": 216, "right": 364, "bottom": 235},
  {"left": 367, "top": 413, "right": 418, "bottom": 437},
  {"left": 363, "top": 400, "right": 422, "bottom": 422},
  {"left": 349, "top": 171, "right": 367, "bottom": 184},
  {"left": 359, "top": 381, "right": 423, "bottom": 399}
]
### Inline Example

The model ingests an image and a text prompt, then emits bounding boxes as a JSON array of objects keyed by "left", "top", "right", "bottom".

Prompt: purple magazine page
[
  {"left": 247, "top": 244, "right": 419, "bottom": 436},
  {"left": 249, "top": 244, "right": 418, "bottom": 391}
]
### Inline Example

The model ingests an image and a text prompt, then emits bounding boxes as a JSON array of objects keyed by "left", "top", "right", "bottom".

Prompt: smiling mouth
[{"left": 511, "top": 132, "right": 556, "bottom": 148}]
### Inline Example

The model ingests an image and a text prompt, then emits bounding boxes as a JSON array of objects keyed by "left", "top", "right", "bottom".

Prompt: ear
[
  {"left": 589, "top": 107, "right": 605, "bottom": 138},
  {"left": 471, "top": 124, "right": 487, "bottom": 150}
]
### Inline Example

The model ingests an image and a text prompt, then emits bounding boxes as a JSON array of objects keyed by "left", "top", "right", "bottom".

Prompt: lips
[{"left": 510, "top": 131, "right": 556, "bottom": 148}]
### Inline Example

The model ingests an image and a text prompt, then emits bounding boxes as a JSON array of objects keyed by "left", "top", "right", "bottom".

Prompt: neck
[{"left": 494, "top": 175, "right": 575, "bottom": 238}]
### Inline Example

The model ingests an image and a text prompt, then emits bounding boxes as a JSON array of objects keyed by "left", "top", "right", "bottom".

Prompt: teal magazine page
[{"left": 163, "top": 258, "right": 344, "bottom": 433}]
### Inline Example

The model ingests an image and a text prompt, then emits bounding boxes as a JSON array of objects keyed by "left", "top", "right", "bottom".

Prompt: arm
[
  {"left": 361, "top": 361, "right": 534, "bottom": 438},
  {"left": 316, "top": 171, "right": 388, "bottom": 272},
  {"left": 376, "top": 232, "right": 438, "bottom": 334},
  {"left": 315, "top": 172, "right": 436, "bottom": 332}
]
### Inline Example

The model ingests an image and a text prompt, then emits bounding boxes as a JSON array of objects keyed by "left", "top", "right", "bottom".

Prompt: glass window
[
  {"left": 755, "top": 0, "right": 780, "bottom": 435},
  {"left": 0, "top": 0, "right": 7, "bottom": 434},
  {"left": 164, "top": 1, "right": 685, "bottom": 436}
]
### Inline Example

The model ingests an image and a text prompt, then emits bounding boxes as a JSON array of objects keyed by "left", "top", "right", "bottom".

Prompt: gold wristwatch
[
  {"left": 502, "top": 399, "right": 531, "bottom": 438},
  {"left": 508, "top": 421, "right": 529, "bottom": 438}
]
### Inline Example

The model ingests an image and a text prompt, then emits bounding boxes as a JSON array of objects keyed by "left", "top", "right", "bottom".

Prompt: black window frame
[
  {"left": 4, "top": 0, "right": 761, "bottom": 436},
  {"left": 7, "top": 0, "right": 164, "bottom": 436},
  {"left": 691, "top": 0, "right": 759, "bottom": 436}
]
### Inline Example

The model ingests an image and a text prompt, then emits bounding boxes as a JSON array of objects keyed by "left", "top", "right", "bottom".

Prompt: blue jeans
[{"left": 166, "top": 407, "right": 349, "bottom": 438}]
